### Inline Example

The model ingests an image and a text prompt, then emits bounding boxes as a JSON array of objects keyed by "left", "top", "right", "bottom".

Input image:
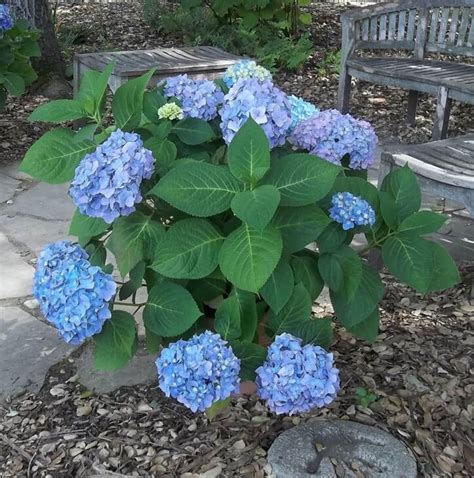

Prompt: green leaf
[
  {"left": 260, "top": 260, "right": 294, "bottom": 314},
  {"left": 398, "top": 211, "right": 447, "bottom": 236},
  {"left": 331, "top": 263, "right": 384, "bottom": 327},
  {"left": 173, "top": 118, "right": 215, "bottom": 145},
  {"left": 205, "top": 397, "right": 231, "bottom": 419},
  {"left": 317, "top": 222, "right": 348, "bottom": 254},
  {"left": 230, "top": 341, "right": 267, "bottom": 381},
  {"left": 291, "top": 254, "right": 324, "bottom": 301},
  {"left": 381, "top": 165, "right": 421, "bottom": 223},
  {"left": 77, "top": 62, "right": 115, "bottom": 117},
  {"left": 69, "top": 209, "right": 108, "bottom": 238},
  {"left": 112, "top": 68, "right": 155, "bottom": 131},
  {"left": 188, "top": 276, "right": 227, "bottom": 302},
  {"left": 151, "top": 218, "right": 223, "bottom": 279},
  {"left": 85, "top": 242, "right": 107, "bottom": 267},
  {"left": 143, "top": 138, "right": 176, "bottom": 175},
  {"left": 19, "top": 128, "right": 95, "bottom": 183},
  {"left": 143, "top": 90, "right": 166, "bottom": 123},
  {"left": 230, "top": 288, "right": 258, "bottom": 342},
  {"left": 215, "top": 295, "right": 241, "bottom": 340},
  {"left": 1, "top": 72, "right": 25, "bottom": 96},
  {"left": 143, "top": 281, "right": 202, "bottom": 337},
  {"left": 94, "top": 311, "right": 138, "bottom": 371},
  {"left": 273, "top": 205, "right": 330, "bottom": 253},
  {"left": 219, "top": 223, "right": 282, "bottom": 293},
  {"left": 231, "top": 185, "right": 280, "bottom": 230},
  {"left": 29, "top": 99, "right": 86, "bottom": 123},
  {"left": 347, "top": 308, "right": 380, "bottom": 342},
  {"left": 108, "top": 212, "right": 166, "bottom": 276},
  {"left": 425, "top": 241, "right": 459, "bottom": 293},
  {"left": 318, "top": 246, "right": 362, "bottom": 298},
  {"left": 267, "top": 283, "right": 312, "bottom": 337},
  {"left": 150, "top": 162, "right": 241, "bottom": 217},
  {"left": 265, "top": 153, "right": 341, "bottom": 206},
  {"left": 379, "top": 191, "right": 399, "bottom": 229},
  {"left": 75, "top": 124, "right": 98, "bottom": 142},
  {"left": 382, "top": 234, "right": 434, "bottom": 294},
  {"left": 292, "top": 318, "right": 332, "bottom": 348},
  {"left": 227, "top": 117, "right": 270, "bottom": 183},
  {"left": 145, "top": 326, "right": 161, "bottom": 354}
]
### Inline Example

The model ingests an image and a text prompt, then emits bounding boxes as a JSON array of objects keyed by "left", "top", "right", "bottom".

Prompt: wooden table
[{"left": 73, "top": 46, "right": 243, "bottom": 94}]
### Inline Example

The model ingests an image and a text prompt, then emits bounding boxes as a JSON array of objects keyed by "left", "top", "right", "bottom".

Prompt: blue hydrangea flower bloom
[
  {"left": 219, "top": 78, "right": 292, "bottom": 149},
  {"left": 287, "top": 95, "right": 319, "bottom": 132},
  {"left": 291, "top": 109, "right": 378, "bottom": 169},
  {"left": 156, "top": 331, "right": 241, "bottom": 413},
  {"left": 69, "top": 129, "right": 155, "bottom": 224},
  {"left": 329, "top": 192, "right": 376, "bottom": 230},
  {"left": 0, "top": 5, "right": 13, "bottom": 33},
  {"left": 256, "top": 333, "right": 340, "bottom": 415},
  {"left": 33, "top": 241, "right": 116, "bottom": 345},
  {"left": 160, "top": 74, "right": 224, "bottom": 121},
  {"left": 223, "top": 60, "right": 272, "bottom": 88}
]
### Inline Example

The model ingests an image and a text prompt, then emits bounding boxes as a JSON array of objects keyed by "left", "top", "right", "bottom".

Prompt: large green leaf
[
  {"left": 425, "top": 241, "right": 459, "bottom": 293},
  {"left": 318, "top": 246, "right": 363, "bottom": 298},
  {"left": 347, "top": 308, "right": 380, "bottom": 342},
  {"left": 151, "top": 218, "right": 223, "bottom": 279},
  {"left": 143, "top": 90, "right": 166, "bottom": 123},
  {"left": 215, "top": 295, "right": 241, "bottom": 340},
  {"left": 144, "top": 138, "right": 176, "bottom": 176},
  {"left": 227, "top": 117, "right": 270, "bottom": 183},
  {"left": 29, "top": 100, "right": 86, "bottom": 123},
  {"left": 188, "top": 275, "right": 227, "bottom": 302},
  {"left": 331, "top": 263, "right": 384, "bottom": 328},
  {"left": 231, "top": 185, "right": 280, "bottom": 230},
  {"left": 398, "top": 211, "right": 447, "bottom": 236},
  {"left": 173, "top": 118, "right": 215, "bottom": 145},
  {"left": 19, "top": 128, "right": 95, "bottom": 183},
  {"left": 143, "top": 281, "right": 202, "bottom": 337},
  {"left": 292, "top": 318, "right": 333, "bottom": 349},
  {"left": 264, "top": 153, "right": 341, "bottom": 206},
  {"left": 108, "top": 212, "right": 166, "bottom": 276},
  {"left": 94, "top": 311, "right": 137, "bottom": 371},
  {"left": 291, "top": 254, "right": 324, "bottom": 300},
  {"left": 381, "top": 165, "right": 421, "bottom": 223},
  {"left": 219, "top": 223, "right": 282, "bottom": 293},
  {"left": 1, "top": 72, "right": 25, "bottom": 96},
  {"left": 230, "top": 341, "right": 267, "bottom": 381},
  {"left": 273, "top": 205, "right": 330, "bottom": 253},
  {"left": 69, "top": 209, "right": 109, "bottom": 238},
  {"left": 260, "top": 260, "right": 294, "bottom": 314},
  {"left": 150, "top": 162, "right": 240, "bottom": 217},
  {"left": 230, "top": 288, "right": 258, "bottom": 342},
  {"left": 317, "top": 222, "right": 348, "bottom": 254},
  {"left": 267, "top": 283, "right": 312, "bottom": 337},
  {"left": 112, "top": 69, "right": 155, "bottom": 131}
]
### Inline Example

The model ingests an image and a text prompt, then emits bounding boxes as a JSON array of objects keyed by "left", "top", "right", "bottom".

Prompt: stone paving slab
[
  {"left": 0, "top": 232, "right": 35, "bottom": 300},
  {"left": 0, "top": 172, "right": 20, "bottom": 203},
  {"left": 0, "top": 306, "right": 74, "bottom": 402}
]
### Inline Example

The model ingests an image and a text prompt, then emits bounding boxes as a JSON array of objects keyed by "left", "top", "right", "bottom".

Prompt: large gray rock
[
  {"left": 0, "top": 306, "right": 74, "bottom": 401},
  {"left": 268, "top": 420, "right": 417, "bottom": 478},
  {"left": 76, "top": 344, "right": 157, "bottom": 394}
]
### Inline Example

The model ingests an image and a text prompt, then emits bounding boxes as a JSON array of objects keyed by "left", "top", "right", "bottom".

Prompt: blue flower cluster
[
  {"left": 0, "top": 4, "right": 13, "bottom": 32},
  {"left": 287, "top": 95, "right": 319, "bottom": 132},
  {"left": 291, "top": 109, "right": 378, "bottom": 169},
  {"left": 256, "top": 333, "right": 340, "bottom": 415},
  {"left": 223, "top": 60, "right": 272, "bottom": 88},
  {"left": 329, "top": 192, "right": 376, "bottom": 230},
  {"left": 69, "top": 129, "right": 155, "bottom": 224},
  {"left": 156, "top": 331, "right": 241, "bottom": 413},
  {"left": 33, "top": 241, "right": 116, "bottom": 345},
  {"left": 160, "top": 74, "right": 224, "bottom": 121},
  {"left": 220, "top": 78, "right": 292, "bottom": 149}
]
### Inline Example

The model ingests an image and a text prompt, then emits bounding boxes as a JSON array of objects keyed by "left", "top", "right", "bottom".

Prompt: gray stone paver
[
  {"left": 0, "top": 172, "right": 20, "bottom": 203},
  {"left": 0, "top": 306, "right": 74, "bottom": 401}
]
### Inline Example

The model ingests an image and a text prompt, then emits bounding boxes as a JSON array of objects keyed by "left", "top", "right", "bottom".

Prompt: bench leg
[
  {"left": 337, "top": 68, "right": 352, "bottom": 114},
  {"left": 406, "top": 90, "right": 419, "bottom": 125},
  {"left": 432, "top": 87, "right": 452, "bottom": 141}
]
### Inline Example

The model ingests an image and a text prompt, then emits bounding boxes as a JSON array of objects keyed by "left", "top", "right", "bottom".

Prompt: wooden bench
[
  {"left": 338, "top": 1, "right": 474, "bottom": 140},
  {"left": 379, "top": 134, "right": 474, "bottom": 216},
  {"left": 73, "top": 46, "right": 243, "bottom": 95}
]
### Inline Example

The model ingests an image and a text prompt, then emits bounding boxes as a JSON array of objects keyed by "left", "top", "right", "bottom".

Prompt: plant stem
[{"left": 114, "top": 301, "right": 147, "bottom": 307}]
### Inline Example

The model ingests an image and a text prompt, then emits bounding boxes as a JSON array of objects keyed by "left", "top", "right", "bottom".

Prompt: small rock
[
  {"left": 199, "top": 465, "right": 222, "bottom": 478},
  {"left": 23, "top": 298, "right": 39, "bottom": 310},
  {"left": 6, "top": 199, "right": 13, "bottom": 205},
  {"left": 76, "top": 405, "right": 92, "bottom": 417},
  {"left": 233, "top": 439, "right": 246, "bottom": 450}
]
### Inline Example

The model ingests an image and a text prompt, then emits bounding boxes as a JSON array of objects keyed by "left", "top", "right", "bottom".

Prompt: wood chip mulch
[{"left": 0, "top": 269, "right": 472, "bottom": 478}]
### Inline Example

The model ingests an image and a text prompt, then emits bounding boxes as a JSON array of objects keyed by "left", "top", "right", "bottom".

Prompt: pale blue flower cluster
[
  {"left": 33, "top": 241, "right": 116, "bottom": 345},
  {"left": 219, "top": 78, "right": 292, "bottom": 149},
  {"left": 287, "top": 95, "right": 319, "bottom": 131},
  {"left": 160, "top": 74, "right": 224, "bottom": 121},
  {"left": 291, "top": 109, "right": 378, "bottom": 169},
  {"left": 156, "top": 331, "right": 241, "bottom": 413},
  {"left": 0, "top": 4, "right": 13, "bottom": 32},
  {"left": 69, "top": 129, "right": 155, "bottom": 224},
  {"left": 329, "top": 192, "right": 376, "bottom": 230},
  {"left": 223, "top": 60, "right": 272, "bottom": 88},
  {"left": 256, "top": 333, "right": 340, "bottom": 415}
]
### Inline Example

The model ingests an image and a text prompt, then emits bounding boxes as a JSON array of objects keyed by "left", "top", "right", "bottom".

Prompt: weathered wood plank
[
  {"left": 457, "top": 7, "right": 471, "bottom": 46},
  {"left": 398, "top": 10, "right": 407, "bottom": 40},
  {"left": 406, "top": 9, "right": 417, "bottom": 42},
  {"left": 448, "top": 8, "right": 460, "bottom": 44},
  {"left": 388, "top": 12, "right": 398, "bottom": 39},
  {"left": 437, "top": 7, "right": 451, "bottom": 43}
]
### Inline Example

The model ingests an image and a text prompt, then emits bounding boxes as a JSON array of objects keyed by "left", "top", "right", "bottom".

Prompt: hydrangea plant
[
  {"left": 0, "top": 6, "right": 40, "bottom": 109},
  {"left": 21, "top": 62, "right": 459, "bottom": 415}
]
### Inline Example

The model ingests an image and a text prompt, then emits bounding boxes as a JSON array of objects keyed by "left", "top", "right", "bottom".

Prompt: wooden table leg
[{"left": 432, "top": 86, "right": 452, "bottom": 141}]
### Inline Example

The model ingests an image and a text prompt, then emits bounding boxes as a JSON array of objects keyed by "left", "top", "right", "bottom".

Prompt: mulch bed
[{"left": 1, "top": 269, "right": 473, "bottom": 477}]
